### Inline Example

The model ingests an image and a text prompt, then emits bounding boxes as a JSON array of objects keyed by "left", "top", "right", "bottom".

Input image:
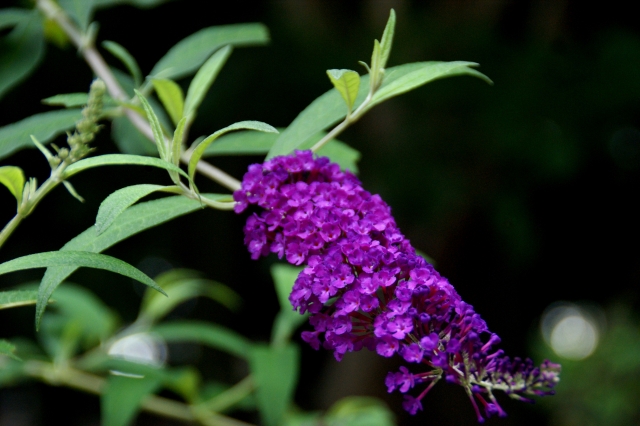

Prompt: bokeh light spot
[{"left": 541, "top": 303, "right": 601, "bottom": 360}]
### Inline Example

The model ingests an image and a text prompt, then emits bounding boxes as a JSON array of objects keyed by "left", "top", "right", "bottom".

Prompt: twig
[
  {"left": 22, "top": 360, "right": 255, "bottom": 426},
  {"left": 35, "top": 0, "right": 241, "bottom": 192}
]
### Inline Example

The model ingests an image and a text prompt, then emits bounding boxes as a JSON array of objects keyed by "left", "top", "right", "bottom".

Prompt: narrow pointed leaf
[
  {"left": 135, "top": 90, "right": 168, "bottom": 160},
  {"left": 58, "top": 0, "right": 95, "bottom": 30},
  {"left": 171, "top": 116, "right": 187, "bottom": 168},
  {"left": 63, "top": 180, "right": 85, "bottom": 203},
  {"left": 102, "top": 40, "right": 143, "bottom": 87},
  {"left": 378, "top": 9, "right": 396, "bottom": 70},
  {"left": 183, "top": 45, "right": 232, "bottom": 120},
  {"left": 0, "top": 10, "right": 45, "bottom": 101},
  {"left": 36, "top": 195, "right": 208, "bottom": 328},
  {"left": 95, "top": 184, "right": 171, "bottom": 234},
  {"left": 188, "top": 121, "right": 277, "bottom": 181},
  {"left": 151, "top": 79, "right": 184, "bottom": 125},
  {"left": 42, "top": 93, "right": 116, "bottom": 108},
  {"left": 42, "top": 93, "right": 88, "bottom": 107},
  {"left": 0, "top": 290, "right": 38, "bottom": 310},
  {"left": 0, "top": 340, "right": 20, "bottom": 361},
  {"left": 250, "top": 343, "right": 300, "bottom": 426},
  {"left": 0, "top": 251, "right": 164, "bottom": 296},
  {"left": 152, "top": 321, "right": 251, "bottom": 360},
  {"left": 371, "top": 61, "right": 492, "bottom": 106},
  {"left": 268, "top": 62, "right": 491, "bottom": 159},
  {"left": 0, "top": 166, "right": 25, "bottom": 205},
  {"left": 30, "top": 135, "right": 54, "bottom": 162},
  {"left": 326, "top": 69, "right": 360, "bottom": 112},
  {"left": 63, "top": 153, "right": 190, "bottom": 184},
  {"left": 150, "top": 24, "right": 268, "bottom": 80},
  {"left": 369, "top": 39, "right": 382, "bottom": 90},
  {"left": 102, "top": 374, "right": 163, "bottom": 426},
  {"left": 0, "top": 109, "right": 81, "bottom": 160}
]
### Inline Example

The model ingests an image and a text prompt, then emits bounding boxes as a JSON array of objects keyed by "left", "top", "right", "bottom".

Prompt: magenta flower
[{"left": 234, "top": 150, "right": 560, "bottom": 422}]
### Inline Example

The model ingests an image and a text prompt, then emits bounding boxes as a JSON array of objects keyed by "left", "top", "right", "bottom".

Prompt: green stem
[
  {"left": 35, "top": 0, "right": 241, "bottom": 192},
  {"left": 310, "top": 91, "right": 374, "bottom": 153},
  {"left": 0, "top": 214, "right": 22, "bottom": 250},
  {"left": 0, "top": 160, "right": 69, "bottom": 250},
  {"left": 1, "top": 2, "right": 240, "bottom": 249},
  {"left": 22, "top": 360, "right": 256, "bottom": 426},
  {"left": 198, "top": 375, "right": 255, "bottom": 413}
]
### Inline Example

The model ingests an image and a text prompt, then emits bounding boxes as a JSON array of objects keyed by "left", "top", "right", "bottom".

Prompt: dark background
[{"left": 1, "top": 0, "right": 639, "bottom": 425}]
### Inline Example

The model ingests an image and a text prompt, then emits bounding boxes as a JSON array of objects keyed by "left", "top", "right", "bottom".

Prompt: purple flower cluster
[{"left": 234, "top": 150, "right": 560, "bottom": 422}]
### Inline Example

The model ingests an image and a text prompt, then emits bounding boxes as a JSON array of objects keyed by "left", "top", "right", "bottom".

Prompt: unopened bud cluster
[
  {"left": 234, "top": 150, "right": 560, "bottom": 422},
  {"left": 67, "top": 79, "right": 106, "bottom": 158}
]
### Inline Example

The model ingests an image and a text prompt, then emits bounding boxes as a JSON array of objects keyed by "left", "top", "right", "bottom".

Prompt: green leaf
[
  {"left": 42, "top": 93, "right": 89, "bottom": 107},
  {"left": 102, "top": 374, "right": 163, "bottom": 426},
  {"left": 35, "top": 196, "right": 207, "bottom": 328},
  {"left": 0, "top": 251, "right": 165, "bottom": 296},
  {"left": 0, "top": 290, "right": 38, "bottom": 310},
  {"left": 140, "top": 269, "right": 241, "bottom": 322},
  {"left": 326, "top": 396, "right": 396, "bottom": 426},
  {"left": 267, "top": 62, "right": 491, "bottom": 159},
  {"left": 326, "top": 69, "right": 361, "bottom": 113},
  {"left": 151, "top": 79, "right": 184, "bottom": 126},
  {"left": 150, "top": 24, "right": 269, "bottom": 80},
  {"left": 95, "top": 184, "right": 172, "bottom": 234},
  {"left": 63, "top": 180, "right": 85, "bottom": 203},
  {"left": 188, "top": 121, "right": 278, "bottom": 182},
  {"left": 371, "top": 61, "right": 492, "bottom": 107},
  {"left": 0, "top": 165, "right": 25, "bottom": 206},
  {"left": 313, "top": 139, "right": 361, "bottom": 174},
  {"left": 135, "top": 90, "right": 168, "bottom": 160},
  {"left": 266, "top": 75, "right": 369, "bottom": 159},
  {"left": 63, "top": 153, "right": 190, "bottom": 183},
  {"left": 271, "top": 264, "right": 302, "bottom": 313},
  {"left": 378, "top": 9, "right": 396, "bottom": 71},
  {"left": 170, "top": 116, "right": 187, "bottom": 169},
  {"left": 199, "top": 129, "right": 360, "bottom": 172},
  {"left": 0, "top": 10, "right": 45, "bottom": 101},
  {"left": 58, "top": 0, "right": 95, "bottom": 30},
  {"left": 250, "top": 343, "right": 300, "bottom": 426},
  {"left": 0, "top": 8, "right": 30, "bottom": 31},
  {"left": 183, "top": 45, "right": 232, "bottom": 120},
  {"left": 22, "top": 283, "right": 118, "bottom": 343},
  {"left": 152, "top": 321, "right": 251, "bottom": 360},
  {"left": 102, "top": 40, "right": 143, "bottom": 88},
  {"left": 201, "top": 129, "right": 278, "bottom": 156},
  {"left": 0, "top": 109, "right": 81, "bottom": 161},
  {"left": 0, "top": 340, "right": 20, "bottom": 361},
  {"left": 111, "top": 116, "right": 157, "bottom": 155},
  {"left": 270, "top": 265, "right": 307, "bottom": 346}
]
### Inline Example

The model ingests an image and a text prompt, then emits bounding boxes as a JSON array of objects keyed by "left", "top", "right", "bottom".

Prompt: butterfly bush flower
[{"left": 234, "top": 150, "right": 560, "bottom": 422}]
